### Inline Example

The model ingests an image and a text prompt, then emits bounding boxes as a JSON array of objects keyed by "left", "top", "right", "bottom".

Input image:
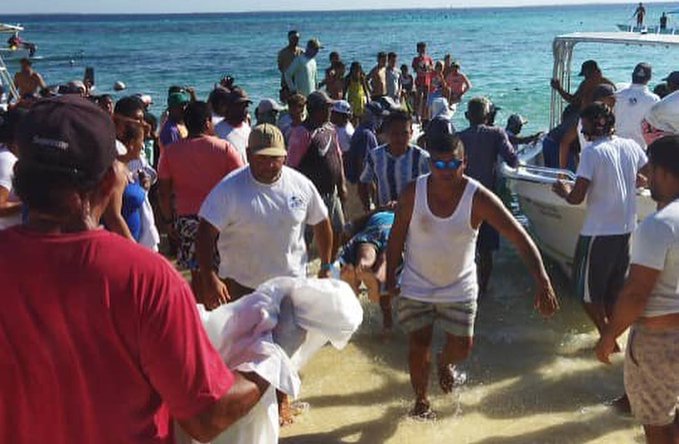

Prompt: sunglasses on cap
[{"left": 433, "top": 159, "right": 463, "bottom": 170}]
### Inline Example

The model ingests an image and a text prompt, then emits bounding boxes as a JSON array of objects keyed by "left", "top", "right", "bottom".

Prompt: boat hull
[{"left": 503, "top": 142, "right": 656, "bottom": 278}]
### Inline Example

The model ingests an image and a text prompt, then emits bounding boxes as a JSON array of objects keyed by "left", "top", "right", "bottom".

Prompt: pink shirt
[
  {"left": 158, "top": 135, "right": 244, "bottom": 215},
  {"left": 286, "top": 125, "right": 312, "bottom": 168},
  {"left": 0, "top": 228, "right": 234, "bottom": 443}
]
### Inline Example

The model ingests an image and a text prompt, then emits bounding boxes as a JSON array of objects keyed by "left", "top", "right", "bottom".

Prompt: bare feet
[
  {"left": 438, "top": 353, "right": 467, "bottom": 394},
  {"left": 408, "top": 399, "right": 437, "bottom": 421}
]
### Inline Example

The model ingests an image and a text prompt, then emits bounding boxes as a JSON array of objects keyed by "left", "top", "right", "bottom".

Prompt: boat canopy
[
  {"left": 0, "top": 23, "right": 23, "bottom": 34},
  {"left": 550, "top": 32, "right": 679, "bottom": 128}
]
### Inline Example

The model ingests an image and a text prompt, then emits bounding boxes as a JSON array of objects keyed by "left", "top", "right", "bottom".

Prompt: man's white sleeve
[
  {"left": 631, "top": 216, "right": 672, "bottom": 271},
  {"left": 576, "top": 147, "right": 595, "bottom": 181},
  {"left": 198, "top": 181, "right": 230, "bottom": 231},
  {"left": 305, "top": 181, "right": 329, "bottom": 226}
]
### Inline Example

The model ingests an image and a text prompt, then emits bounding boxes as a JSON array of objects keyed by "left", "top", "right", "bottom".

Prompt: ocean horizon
[{"left": 3, "top": 2, "right": 678, "bottom": 131}]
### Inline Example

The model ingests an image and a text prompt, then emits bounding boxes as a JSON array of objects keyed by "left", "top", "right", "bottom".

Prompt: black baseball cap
[
  {"left": 17, "top": 95, "right": 117, "bottom": 183},
  {"left": 663, "top": 71, "right": 679, "bottom": 85},
  {"left": 578, "top": 60, "right": 599, "bottom": 76},
  {"left": 632, "top": 62, "right": 652, "bottom": 83}
]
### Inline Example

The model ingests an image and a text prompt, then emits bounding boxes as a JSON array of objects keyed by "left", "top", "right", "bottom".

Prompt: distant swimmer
[
  {"left": 634, "top": 2, "right": 646, "bottom": 27},
  {"left": 13, "top": 58, "right": 46, "bottom": 98},
  {"left": 387, "top": 133, "right": 558, "bottom": 420}
]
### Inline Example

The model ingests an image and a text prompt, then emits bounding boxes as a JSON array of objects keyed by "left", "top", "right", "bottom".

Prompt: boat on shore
[{"left": 501, "top": 31, "right": 677, "bottom": 276}]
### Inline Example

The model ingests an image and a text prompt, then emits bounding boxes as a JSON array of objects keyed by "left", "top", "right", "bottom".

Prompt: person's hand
[
  {"left": 550, "top": 78, "right": 561, "bottom": 90},
  {"left": 138, "top": 170, "right": 151, "bottom": 191},
  {"left": 185, "top": 86, "right": 197, "bottom": 100},
  {"left": 534, "top": 277, "right": 559, "bottom": 318},
  {"left": 552, "top": 180, "right": 571, "bottom": 198},
  {"left": 636, "top": 173, "right": 648, "bottom": 189},
  {"left": 201, "top": 273, "right": 230, "bottom": 310},
  {"left": 317, "top": 266, "right": 332, "bottom": 279},
  {"left": 595, "top": 333, "right": 619, "bottom": 365},
  {"left": 387, "top": 282, "right": 400, "bottom": 298}
]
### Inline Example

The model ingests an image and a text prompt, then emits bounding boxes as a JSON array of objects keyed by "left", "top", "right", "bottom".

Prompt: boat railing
[{"left": 502, "top": 162, "right": 577, "bottom": 185}]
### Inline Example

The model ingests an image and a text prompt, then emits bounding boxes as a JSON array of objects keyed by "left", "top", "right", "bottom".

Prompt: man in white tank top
[{"left": 387, "top": 133, "right": 558, "bottom": 420}]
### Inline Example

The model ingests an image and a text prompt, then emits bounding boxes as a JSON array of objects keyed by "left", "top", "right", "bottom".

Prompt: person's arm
[
  {"left": 462, "top": 74, "right": 472, "bottom": 95},
  {"left": 385, "top": 183, "right": 415, "bottom": 294},
  {"left": 102, "top": 161, "right": 134, "bottom": 240},
  {"left": 36, "top": 73, "right": 47, "bottom": 90},
  {"left": 0, "top": 186, "right": 20, "bottom": 217},
  {"left": 366, "top": 68, "right": 376, "bottom": 94},
  {"left": 595, "top": 265, "right": 661, "bottom": 364},
  {"left": 358, "top": 150, "right": 376, "bottom": 212},
  {"left": 552, "top": 177, "right": 590, "bottom": 205},
  {"left": 550, "top": 78, "right": 578, "bottom": 104},
  {"left": 498, "top": 130, "right": 519, "bottom": 168},
  {"left": 277, "top": 50, "right": 285, "bottom": 74},
  {"left": 157, "top": 179, "right": 174, "bottom": 222},
  {"left": 284, "top": 58, "right": 298, "bottom": 91},
  {"left": 314, "top": 219, "right": 334, "bottom": 278},
  {"left": 474, "top": 187, "right": 558, "bottom": 317},
  {"left": 178, "top": 371, "right": 269, "bottom": 442},
  {"left": 196, "top": 219, "right": 230, "bottom": 309}
]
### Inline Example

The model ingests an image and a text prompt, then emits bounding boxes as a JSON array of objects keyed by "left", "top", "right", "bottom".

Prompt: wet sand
[{"left": 281, "top": 244, "right": 644, "bottom": 444}]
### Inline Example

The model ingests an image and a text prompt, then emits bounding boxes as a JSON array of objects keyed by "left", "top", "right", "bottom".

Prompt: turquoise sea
[{"left": 3, "top": 3, "right": 679, "bottom": 133}]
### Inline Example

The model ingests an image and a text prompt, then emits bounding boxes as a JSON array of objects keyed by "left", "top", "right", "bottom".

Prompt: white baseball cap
[
  {"left": 257, "top": 98, "right": 284, "bottom": 114},
  {"left": 331, "top": 100, "right": 352, "bottom": 115}
]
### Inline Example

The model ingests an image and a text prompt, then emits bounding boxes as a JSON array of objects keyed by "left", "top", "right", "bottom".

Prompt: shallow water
[{"left": 283, "top": 246, "right": 643, "bottom": 443}]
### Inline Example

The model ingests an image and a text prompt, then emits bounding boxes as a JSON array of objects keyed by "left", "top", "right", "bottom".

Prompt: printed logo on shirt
[{"left": 289, "top": 195, "right": 306, "bottom": 210}]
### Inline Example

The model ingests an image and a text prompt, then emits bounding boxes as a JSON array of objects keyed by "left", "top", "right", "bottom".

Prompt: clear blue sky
[{"left": 2, "top": 0, "right": 671, "bottom": 14}]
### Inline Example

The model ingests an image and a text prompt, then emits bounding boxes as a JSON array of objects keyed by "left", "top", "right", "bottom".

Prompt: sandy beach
[{"left": 281, "top": 243, "right": 644, "bottom": 444}]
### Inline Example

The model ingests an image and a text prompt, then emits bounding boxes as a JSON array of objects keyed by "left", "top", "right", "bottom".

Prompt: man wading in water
[{"left": 387, "top": 133, "right": 559, "bottom": 420}]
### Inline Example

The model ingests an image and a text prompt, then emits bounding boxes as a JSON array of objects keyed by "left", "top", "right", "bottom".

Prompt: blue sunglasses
[{"left": 433, "top": 159, "right": 463, "bottom": 170}]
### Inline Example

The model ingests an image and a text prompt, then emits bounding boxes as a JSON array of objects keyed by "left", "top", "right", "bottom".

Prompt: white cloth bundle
[{"left": 177, "top": 277, "right": 363, "bottom": 444}]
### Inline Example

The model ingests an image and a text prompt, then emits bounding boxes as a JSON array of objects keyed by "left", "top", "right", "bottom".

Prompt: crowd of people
[{"left": 2, "top": 27, "right": 679, "bottom": 444}]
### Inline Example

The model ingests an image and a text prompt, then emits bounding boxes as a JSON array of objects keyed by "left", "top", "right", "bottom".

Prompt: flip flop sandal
[{"left": 408, "top": 400, "right": 437, "bottom": 421}]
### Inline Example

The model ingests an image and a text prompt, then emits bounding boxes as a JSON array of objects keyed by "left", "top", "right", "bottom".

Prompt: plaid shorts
[
  {"left": 396, "top": 296, "right": 477, "bottom": 337},
  {"left": 174, "top": 215, "right": 219, "bottom": 271},
  {"left": 625, "top": 325, "right": 679, "bottom": 426}
]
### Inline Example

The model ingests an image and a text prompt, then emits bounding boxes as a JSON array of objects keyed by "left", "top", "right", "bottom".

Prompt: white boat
[
  {"left": 501, "top": 31, "right": 679, "bottom": 276},
  {"left": 616, "top": 24, "right": 679, "bottom": 34}
]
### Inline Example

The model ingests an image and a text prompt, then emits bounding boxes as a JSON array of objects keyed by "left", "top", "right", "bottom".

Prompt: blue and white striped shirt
[{"left": 359, "top": 144, "right": 430, "bottom": 206}]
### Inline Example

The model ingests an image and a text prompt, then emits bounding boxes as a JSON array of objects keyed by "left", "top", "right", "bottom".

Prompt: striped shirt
[{"left": 359, "top": 144, "right": 430, "bottom": 206}]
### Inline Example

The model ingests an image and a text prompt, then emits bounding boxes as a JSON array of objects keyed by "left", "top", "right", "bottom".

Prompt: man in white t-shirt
[
  {"left": 196, "top": 123, "right": 333, "bottom": 308},
  {"left": 553, "top": 102, "right": 648, "bottom": 346},
  {"left": 596, "top": 135, "right": 679, "bottom": 443},
  {"left": 215, "top": 88, "right": 252, "bottom": 164},
  {"left": 330, "top": 100, "right": 355, "bottom": 154},
  {"left": 0, "top": 109, "right": 25, "bottom": 229},
  {"left": 614, "top": 63, "right": 660, "bottom": 150}
]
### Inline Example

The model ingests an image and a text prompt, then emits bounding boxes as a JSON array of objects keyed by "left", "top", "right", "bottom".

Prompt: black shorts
[{"left": 573, "top": 234, "right": 630, "bottom": 308}]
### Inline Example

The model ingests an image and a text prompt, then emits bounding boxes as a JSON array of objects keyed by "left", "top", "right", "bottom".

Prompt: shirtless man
[
  {"left": 446, "top": 62, "right": 472, "bottom": 105},
  {"left": 368, "top": 52, "right": 388, "bottom": 101},
  {"left": 550, "top": 60, "right": 615, "bottom": 111},
  {"left": 13, "top": 59, "right": 46, "bottom": 98}
]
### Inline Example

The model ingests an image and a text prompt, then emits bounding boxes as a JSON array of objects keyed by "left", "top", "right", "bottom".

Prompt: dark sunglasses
[{"left": 433, "top": 159, "right": 462, "bottom": 170}]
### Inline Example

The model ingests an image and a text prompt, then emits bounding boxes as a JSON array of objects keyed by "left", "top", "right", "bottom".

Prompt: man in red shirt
[
  {"left": 158, "top": 100, "right": 244, "bottom": 297},
  {"left": 0, "top": 95, "right": 268, "bottom": 443},
  {"left": 412, "top": 41, "right": 434, "bottom": 122}
]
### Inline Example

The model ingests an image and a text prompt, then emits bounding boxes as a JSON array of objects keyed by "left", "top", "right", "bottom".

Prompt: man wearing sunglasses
[{"left": 387, "top": 133, "right": 558, "bottom": 420}]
